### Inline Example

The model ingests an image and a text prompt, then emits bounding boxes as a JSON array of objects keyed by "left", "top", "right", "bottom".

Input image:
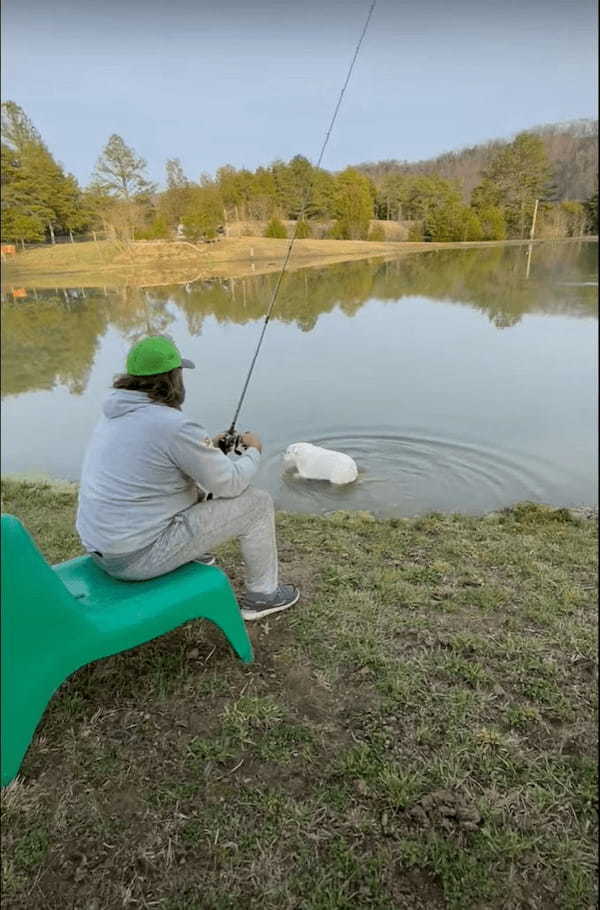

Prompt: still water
[{"left": 1, "top": 242, "right": 597, "bottom": 516}]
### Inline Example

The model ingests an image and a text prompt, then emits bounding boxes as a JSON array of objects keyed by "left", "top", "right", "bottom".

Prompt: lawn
[
  {"left": 1, "top": 478, "right": 597, "bottom": 909},
  {"left": 1, "top": 237, "right": 532, "bottom": 288}
]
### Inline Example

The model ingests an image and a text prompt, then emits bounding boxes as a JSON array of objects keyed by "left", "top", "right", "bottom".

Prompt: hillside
[{"left": 357, "top": 119, "right": 598, "bottom": 201}]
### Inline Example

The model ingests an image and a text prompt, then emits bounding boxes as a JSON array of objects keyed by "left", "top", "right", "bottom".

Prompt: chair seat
[
  {"left": 53, "top": 555, "right": 237, "bottom": 649},
  {"left": 55, "top": 555, "right": 224, "bottom": 611}
]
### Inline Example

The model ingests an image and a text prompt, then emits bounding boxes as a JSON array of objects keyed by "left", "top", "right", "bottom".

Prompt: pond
[{"left": 1, "top": 241, "right": 597, "bottom": 516}]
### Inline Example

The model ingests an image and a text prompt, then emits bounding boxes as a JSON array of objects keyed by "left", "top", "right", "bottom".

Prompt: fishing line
[{"left": 221, "top": 0, "right": 376, "bottom": 450}]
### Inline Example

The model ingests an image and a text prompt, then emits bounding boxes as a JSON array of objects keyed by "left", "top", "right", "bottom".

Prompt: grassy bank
[
  {"left": 1, "top": 237, "right": 547, "bottom": 289},
  {"left": 1, "top": 478, "right": 597, "bottom": 909}
]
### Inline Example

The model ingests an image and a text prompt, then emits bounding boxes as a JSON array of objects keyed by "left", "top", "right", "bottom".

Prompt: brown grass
[{"left": 1, "top": 237, "right": 545, "bottom": 290}]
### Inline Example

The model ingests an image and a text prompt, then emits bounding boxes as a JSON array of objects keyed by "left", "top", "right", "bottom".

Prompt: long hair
[{"left": 113, "top": 367, "right": 185, "bottom": 409}]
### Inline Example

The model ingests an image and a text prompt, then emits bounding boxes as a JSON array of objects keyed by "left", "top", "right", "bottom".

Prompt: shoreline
[
  {"left": 3, "top": 236, "right": 595, "bottom": 290},
  {"left": 1, "top": 473, "right": 596, "bottom": 523}
]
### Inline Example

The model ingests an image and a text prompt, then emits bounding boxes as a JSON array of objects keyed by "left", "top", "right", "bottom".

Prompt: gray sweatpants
[{"left": 92, "top": 487, "right": 278, "bottom": 594}]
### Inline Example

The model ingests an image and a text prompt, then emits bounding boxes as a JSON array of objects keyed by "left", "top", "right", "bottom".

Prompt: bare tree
[{"left": 91, "top": 134, "right": 156, "bottom": 201}]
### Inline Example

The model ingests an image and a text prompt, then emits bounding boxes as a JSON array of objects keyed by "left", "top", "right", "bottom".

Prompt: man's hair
[{"left": 113, "top": 367, "right": 185, "bottom": 409}]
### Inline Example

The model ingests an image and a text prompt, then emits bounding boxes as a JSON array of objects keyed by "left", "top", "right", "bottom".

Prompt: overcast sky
[{"left": 1, "top": 0, "right": 597, "bottom": 187}]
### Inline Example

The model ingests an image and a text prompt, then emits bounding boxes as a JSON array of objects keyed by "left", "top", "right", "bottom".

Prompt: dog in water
[{"left": 283, "top": 442, "right": 358, "bottom": 485}]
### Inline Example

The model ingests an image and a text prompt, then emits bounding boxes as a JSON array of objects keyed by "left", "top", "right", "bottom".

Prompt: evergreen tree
[
  {"left": 230, "top": 168, "right": 255, "bottom": 220},
  {"left": 311, "top": 167, "right": 336, "bottom": 219},
  {"left": 584, "top": 192, "right": 598, "bottom": 233},
  {"left": 1, "top": 210, "right": 47, "bottom": 244},
  {"left": 135, "top": 213, "right": 171, "bottom": 240},
  {"left": 181, "top": 178, "right": 224, "bottom": 241},
  {"left": 332, "top": 168, "right": 373, "bottom": 239},
  {"left": 402, "top": 175, "right": 463, "bottom": 221},
  {"left": 374, "top": 174, "right": 464, "bottom": 223},
  {"left": 462, "top": 208, "right": 484, "bottom": 242},
  {"left": 264, "top": 216, "right": 288, "bottom": 239},
  {"left": 476, "top": 206, "right": 507, "bottom": 241},
  {"left": 295, "top": 219, "right": 312, "bottom": 238},
  {"left": 470, "top": 179, "right": 501, "bottom": 211},
  {"left": 1, "top": 101, "right": 43, "bottom": 155},
  {"left": 424, "top": 201, "right": 483, "bottom": 242},
  {"left": 476, "top": 132, "right": 553, "bottom": 237},
  {"left": 274, "top": 155, "right": 315, "bottom": 219},
  {"left": 216, "top": 165, "right": 243, "bottom": 218},
  {"left": 1, "top": 101, "right": 84, "bottom": 243},
  {"left": 377, "top": 174, "right": 406, "bottom": 220},
  {"left": 248, "top": 167, "right": 277, "bottom": 220},
  {"left": 1, "top": 137, "right": 48, "bottom": 242}
]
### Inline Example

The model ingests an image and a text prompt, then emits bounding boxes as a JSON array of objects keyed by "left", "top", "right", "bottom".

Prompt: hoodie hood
[{"left": 103, "top": 389, "right": 154, "bottom": 419}]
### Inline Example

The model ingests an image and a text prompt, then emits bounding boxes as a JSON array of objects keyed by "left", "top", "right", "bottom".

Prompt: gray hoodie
[{"left": 76, "top": 389, "right": 260, "bottom": 555}]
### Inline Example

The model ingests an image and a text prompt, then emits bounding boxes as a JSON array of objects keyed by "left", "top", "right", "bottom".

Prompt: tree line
[
  {"left": 358, "top": 119, "right": 598, "bottom": 201},
  {"left": 1, "top": 100, "right": 598, "bottom": 248}
]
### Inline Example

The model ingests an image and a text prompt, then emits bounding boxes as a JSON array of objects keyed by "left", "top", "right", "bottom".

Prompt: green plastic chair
[{"left": 1, "top": 513, "right": 253, "bottom": 787}]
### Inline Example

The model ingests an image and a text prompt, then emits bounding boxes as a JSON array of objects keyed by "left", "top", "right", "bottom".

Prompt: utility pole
[
  {"left": 529, "top": 199, "right": 539, "bottom": 241},
  {"left": 525, "top": 199, "right": 539, "bottom": 280}
]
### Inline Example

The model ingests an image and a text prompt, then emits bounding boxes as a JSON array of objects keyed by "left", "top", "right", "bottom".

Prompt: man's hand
[
  {"left": 211, "top": 432, "right": 229, "bottom": 448},
  {"left": 240, "top": 431, "right": 262, "bottom": 453},
  {"left": 211, "top": 430, "right": 263, "bottom": 454}
]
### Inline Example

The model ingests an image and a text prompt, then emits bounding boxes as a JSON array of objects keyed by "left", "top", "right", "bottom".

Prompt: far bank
[{"left": 4, "top": 236, "right": 590, "bottom": 290}]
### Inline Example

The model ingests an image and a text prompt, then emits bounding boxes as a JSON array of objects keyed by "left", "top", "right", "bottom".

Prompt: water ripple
[{"left": 256, "top": 428, "right": 586, "bottom": 517}]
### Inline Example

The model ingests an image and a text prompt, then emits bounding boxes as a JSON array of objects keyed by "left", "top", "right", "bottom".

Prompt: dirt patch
[{"left": 406, "top": 789, "right": 483, "bottom": 836}]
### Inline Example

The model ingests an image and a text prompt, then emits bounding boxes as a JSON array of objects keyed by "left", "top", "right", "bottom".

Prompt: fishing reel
[{"left": 217, "top": 430, "right": 247, "bottom": 456}]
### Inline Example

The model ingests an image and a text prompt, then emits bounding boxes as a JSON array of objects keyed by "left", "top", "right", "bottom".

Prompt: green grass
[{"left": 1, "top": 478, "right": 597, "bottom": 909}]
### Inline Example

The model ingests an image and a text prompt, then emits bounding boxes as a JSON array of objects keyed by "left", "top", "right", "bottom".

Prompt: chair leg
[
  {"left": 202, "top": 588, "right": 254, "bottom": 663},
  {"left": 1, "top": 667, "right": 71, "bottom": 786}
]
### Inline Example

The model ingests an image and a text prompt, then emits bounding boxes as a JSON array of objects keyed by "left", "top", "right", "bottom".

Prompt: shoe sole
[{"left": 241, "top": 589, "right": 300, "bottom": 621}]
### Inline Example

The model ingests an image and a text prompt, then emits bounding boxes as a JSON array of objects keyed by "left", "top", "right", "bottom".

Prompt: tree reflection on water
[{"left": 2, "top": 242, "right": 596, "bottom": 398}]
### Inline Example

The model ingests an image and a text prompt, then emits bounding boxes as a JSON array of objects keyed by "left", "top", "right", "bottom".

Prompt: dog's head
[{"left": 283, "top": 442, "right": 309, "bottom": 467}]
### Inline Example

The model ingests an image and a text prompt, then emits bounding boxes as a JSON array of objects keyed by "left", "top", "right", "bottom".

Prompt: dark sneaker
[
  {"left": 194, "top": 554, "right": 216, "bottom": 566},
  {"left": 241, "top": 585, "right": 300, "bottom": 621}
]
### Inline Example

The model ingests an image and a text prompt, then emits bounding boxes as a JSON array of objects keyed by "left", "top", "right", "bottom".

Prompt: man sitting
[{"left": 76, "top": 335, "right": 299, "bottom": 621}]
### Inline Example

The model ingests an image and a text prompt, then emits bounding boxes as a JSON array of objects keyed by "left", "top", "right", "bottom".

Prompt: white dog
[{"left": 283, "top": 442, "right": 358, "bottom": 485}]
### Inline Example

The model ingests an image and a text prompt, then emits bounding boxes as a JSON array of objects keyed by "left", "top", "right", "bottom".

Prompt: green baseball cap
[{"left": 126, "top": 336, "right": 195, "bottom": 376}]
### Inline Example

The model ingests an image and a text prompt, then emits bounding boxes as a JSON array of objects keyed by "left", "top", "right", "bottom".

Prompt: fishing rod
[{"left": 218, "top": 0, "right": 377, "bottom": 455}]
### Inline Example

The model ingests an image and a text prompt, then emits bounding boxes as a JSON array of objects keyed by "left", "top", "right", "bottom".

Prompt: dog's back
[{"left": 284, "top": 442, "right": 358, "bottom": 485}]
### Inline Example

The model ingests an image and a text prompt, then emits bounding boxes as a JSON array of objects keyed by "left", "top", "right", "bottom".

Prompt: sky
[{"left": 1, "top": 0, "right": 598, "bottom": 188}]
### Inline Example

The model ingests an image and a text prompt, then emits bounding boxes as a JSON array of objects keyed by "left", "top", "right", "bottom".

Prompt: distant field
[{"left": 1, "top": 236, "right": 549, "bottom": 289}]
